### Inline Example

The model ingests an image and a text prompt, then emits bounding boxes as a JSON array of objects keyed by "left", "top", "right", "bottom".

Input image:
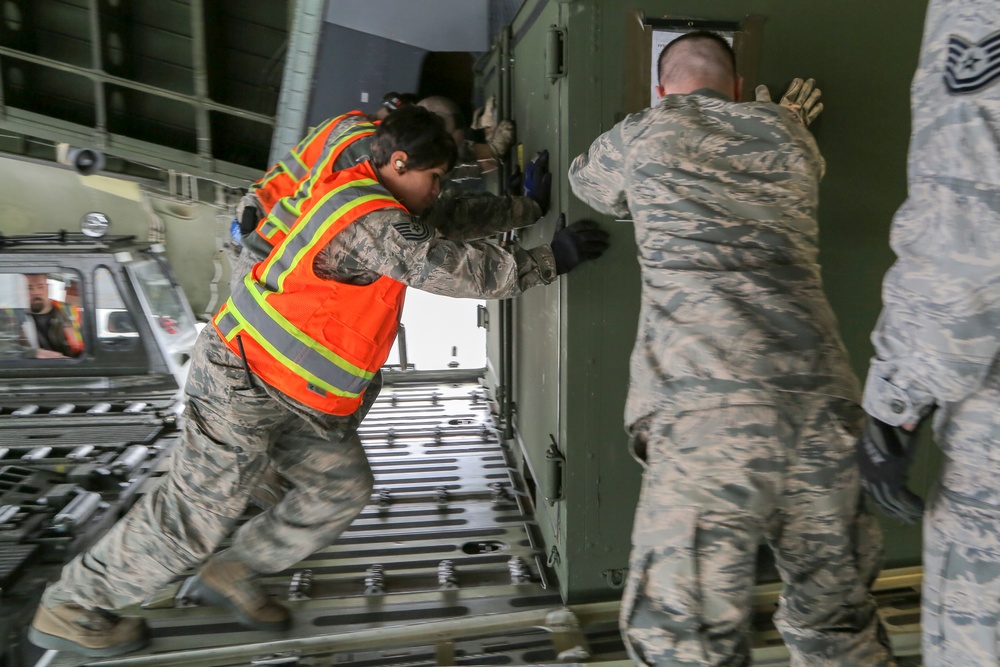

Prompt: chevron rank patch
[
  {"left": 392, "top": 216, "right": 433, "bottom": 242},
  {"left": 945, "top": 30, "right": 1000, "bottom": 94}
]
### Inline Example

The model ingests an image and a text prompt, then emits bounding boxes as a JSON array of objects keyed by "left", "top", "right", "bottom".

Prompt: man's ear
[
  {"left": 655, "top": 84, "right": 667, "bottom": 100},
  {"left": 734, "top": 76, "right": 745, "bottom": 102},
  {"left": 391, "top": 150, "right": 409, "bottom": 173}
]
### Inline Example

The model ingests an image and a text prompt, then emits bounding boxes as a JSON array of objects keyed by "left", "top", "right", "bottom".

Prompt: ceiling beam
[{"left": 268, "top": 0, "right": 325, "bottom": 165}]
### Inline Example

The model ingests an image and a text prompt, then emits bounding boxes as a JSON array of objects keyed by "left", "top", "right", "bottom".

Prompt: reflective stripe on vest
[
  {"left": 252, "top": 115, "right": 346, "bottom": 210},
  {"left": 64, "top": 304, "right": 84, "bottom": 354},
  {"left": 214, "top": 162, "right": 405, "bottom": 413},
  {"left": 255, "top": 121, "right": 376, "bottom": 247},
  {"left": 214, "top": 299, "right": 372, "bottom": 398}
]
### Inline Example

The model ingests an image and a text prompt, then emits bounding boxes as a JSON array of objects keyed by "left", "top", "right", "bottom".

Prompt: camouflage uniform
[
  {"left": 569, "top": 90, "right": 892, "bottom": 665},
  {"left": 861, "top": 1, "right": 1000, "bottom": 663},
  {"left": 235, "top": 113, "right": 539, "bottom": 275},
  {"left": 441, "top": 139, "right": 488, "bottom": 194},
  {"left": 44, "top": 179, "right": 557, "bottom": 612}
]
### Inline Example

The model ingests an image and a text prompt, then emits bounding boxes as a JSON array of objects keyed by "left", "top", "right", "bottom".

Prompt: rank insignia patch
[
  {"left": 393, "top": 216, "right": 433, "bottom": 242},
  {"left": 945, "top": 31, "right": 1000, "bottom": 94}
]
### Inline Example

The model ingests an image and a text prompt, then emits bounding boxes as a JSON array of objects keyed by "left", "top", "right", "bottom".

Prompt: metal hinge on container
[
  {"left": 547, "top": 25, "right": 566, "bottom": 83},
  {"left": 545, "top": 434, "right": 565, "bottom": 504}
]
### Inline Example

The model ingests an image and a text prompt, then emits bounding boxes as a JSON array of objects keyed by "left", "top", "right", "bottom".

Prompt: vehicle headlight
[{"left": 81, "top": 211, "right": 111, "bottom": 238}]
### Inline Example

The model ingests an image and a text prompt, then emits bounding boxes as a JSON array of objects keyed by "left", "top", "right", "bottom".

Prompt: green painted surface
[
  {"left": 493, "top": 0, "right": 931, "bottom": 602},
  {"left": 0, "top": 155, "right": 234, "bottom": 317}
]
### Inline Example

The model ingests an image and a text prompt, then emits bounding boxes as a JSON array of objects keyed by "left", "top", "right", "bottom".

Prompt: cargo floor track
[{"left": 19, "top": 377, "right": 924, "bottom": 667}]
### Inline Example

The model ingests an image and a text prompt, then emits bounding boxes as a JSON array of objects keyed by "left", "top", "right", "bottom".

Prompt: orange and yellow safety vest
[
  {"left": 214, "top": 160, "right": 407, "bottom": 415},
  {"left": 251, "top": 112, "right": 377, "bottom": 250}
]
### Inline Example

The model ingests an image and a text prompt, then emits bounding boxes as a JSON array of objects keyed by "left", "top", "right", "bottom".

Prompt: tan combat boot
[
  {"left": 29, "top": 603, "right": 149, "bottom": 657},
  {"left": 193, "top": 558, "right": 291, "bottom": 631}
]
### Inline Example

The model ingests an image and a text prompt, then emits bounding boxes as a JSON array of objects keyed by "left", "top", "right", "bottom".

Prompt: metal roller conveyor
[
  {"left": 68, "top": 444, "right": 95, "bottom": 459},
  {"left": 21, "top": 446, "right": 53, "bottom": 460},
  {"left": 109, "top": 444, "right": 150, "bottom": 477},
  {"left": 50, "top": 491, "right": 102, "bottom": 534}
]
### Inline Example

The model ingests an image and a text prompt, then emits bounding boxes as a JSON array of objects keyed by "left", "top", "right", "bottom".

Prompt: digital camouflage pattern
[
  {"left": 232, "top": 113, "right": 552, "bottom": 299},
  {"left": 622, "top": 398, "right": 889, "bottom": 666},
  {"left": 233, "top": 189, "right": 543, "bottom": 292},
  {"left": 569, "top": 88, "right": 892, "bottom": 665},
  {"left": 922, "top": 363, "right": 1000, "bottom": 665},
  {"left": 44, "top": 326, "right": 378, "bottom": 610},
  {"left": 864, "top": 0, "right": 1000, "bottom": 426},
  {"left": 45, "top": 117, "right": 559, "bottom": 615},
  {"left": 923, "top": 487, "right": 1000, "bottom": 667},
  {"left": 49, "top": 231, "right": 555, "bottom": 610},
  {"left": 440, "top": 139, "right": 487, "bottom": 194},
  {"left": 862, "top": 2, "right": 1000, "bottom": 662},
  {"left": 232, "top": 202, "right": 556, "bottom": 303},
  {"left": 569, "top": 89, "right": 860, "bottom": 426},
  {"left": 422, "top": 191, "right": 541, "bottom": 242},
  {"left": 236, "top": 113, "right": 542, "bottom": 277}
]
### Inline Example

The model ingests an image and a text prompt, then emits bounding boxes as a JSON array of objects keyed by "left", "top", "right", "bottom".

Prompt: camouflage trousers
[
  {"left": 44, "top": 328, "right": 376, "bottom": 611},
  {"left": 923, "top": 370, "right": 1000, "bottom": 666},
  {"left": 621, "top": 394, "right": 893, "bottom": 667}
]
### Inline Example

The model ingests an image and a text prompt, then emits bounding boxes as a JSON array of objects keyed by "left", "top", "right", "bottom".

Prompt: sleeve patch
[
  {"left": 945, "top": 32, "right": 1000, "bottom": 94},
  {"left": 392, "top": 216, "right": 434, "bottom": 242}
]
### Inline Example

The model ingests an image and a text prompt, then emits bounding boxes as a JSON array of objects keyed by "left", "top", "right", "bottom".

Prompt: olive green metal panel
[
  {"left": 476, "top": 46, "right": 507, "bottom": 393},
  {"left": 495, "top": 0, "right": 644, "bottom": 603},
  {"left": 505, "top": 0, "right": 568, "bottom": 587},
  {"left": 558, "top": 2, "right": 645, "bottom": 603},
  {"left": 0, "top": 155, "right": 233, "bottom": 316},
  {"left": 497, "top": 0, "right": 931, "bottom": 602}
]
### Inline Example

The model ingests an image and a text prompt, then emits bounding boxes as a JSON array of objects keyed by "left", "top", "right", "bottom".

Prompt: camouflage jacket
[
  {"left": 247, "top": 114, "right": 538, "bottom": 246},
  {"left": 569, "top": 88, "right": 860, "bottom": 425},
  {"left": 441, "top": 140, "right": 487, "bottom": 195},
  {"left": 230, "top": 160, "right": 557, "bottom": 421},
  {"left": 863, "top": 0, "right": 1000, "bottom": 425}
]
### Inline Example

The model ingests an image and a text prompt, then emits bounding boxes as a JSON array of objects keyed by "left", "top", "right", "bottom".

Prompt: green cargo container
[{"left": 481, "top": 0, "right": 935, "bottom": 604}]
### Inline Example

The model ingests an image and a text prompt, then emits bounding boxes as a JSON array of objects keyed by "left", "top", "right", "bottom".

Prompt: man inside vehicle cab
[{"left": 0, "top": 273, "right": 84, "bottom": 360}]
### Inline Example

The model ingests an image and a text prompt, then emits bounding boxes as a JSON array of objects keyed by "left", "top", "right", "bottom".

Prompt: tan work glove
[
  {"left": 755, "top": 77, "right": 823, "bottom": 126},
  {"left": 471, "top": 94, "right": 497, "bottom": 130},
  {"left": 486, "top": 119, "right": 515, "bottom": 158},
  {"left": 472, "top": 95, "right": 513, "bottom": 158}
]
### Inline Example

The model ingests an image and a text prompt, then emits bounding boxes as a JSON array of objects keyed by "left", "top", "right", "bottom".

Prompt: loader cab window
[
  {"left": 129, "top": 259, "right": 197, "bottom": 353},
  {"left": 95, "top": 266, "right": 140, "bottom": 350},
  {"left": 0, "top": 271, "right": 85, "bottom": 361}
]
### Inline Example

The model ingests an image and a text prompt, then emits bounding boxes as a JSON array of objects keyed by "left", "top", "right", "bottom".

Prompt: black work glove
[
  {"left": 506, "top": 166, "right": 524, "bottom": 197},
  {"left": 550, "top": 219, "right": 610, "bottom": 275},
  {"left": 524, "top": 150, "right": 552, "bottom": 215},
  {"left": 856, "top": 415, "right": 928, "bottom": 524},
  {"left": 239, "top": 203, "right": 263, "bottom": 235}
]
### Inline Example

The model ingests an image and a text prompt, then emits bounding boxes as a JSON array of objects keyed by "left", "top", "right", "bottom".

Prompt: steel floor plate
[{"left": 35, "top": 378, "right": 924, "bottom": 667}]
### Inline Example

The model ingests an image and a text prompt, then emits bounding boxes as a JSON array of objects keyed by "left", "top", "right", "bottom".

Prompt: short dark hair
[
  {"left": 371, "top": 105, "right": 457, "bottom": 172},
  {"left": 657, "top": 30, "right": 736, "bottom": 85}
]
